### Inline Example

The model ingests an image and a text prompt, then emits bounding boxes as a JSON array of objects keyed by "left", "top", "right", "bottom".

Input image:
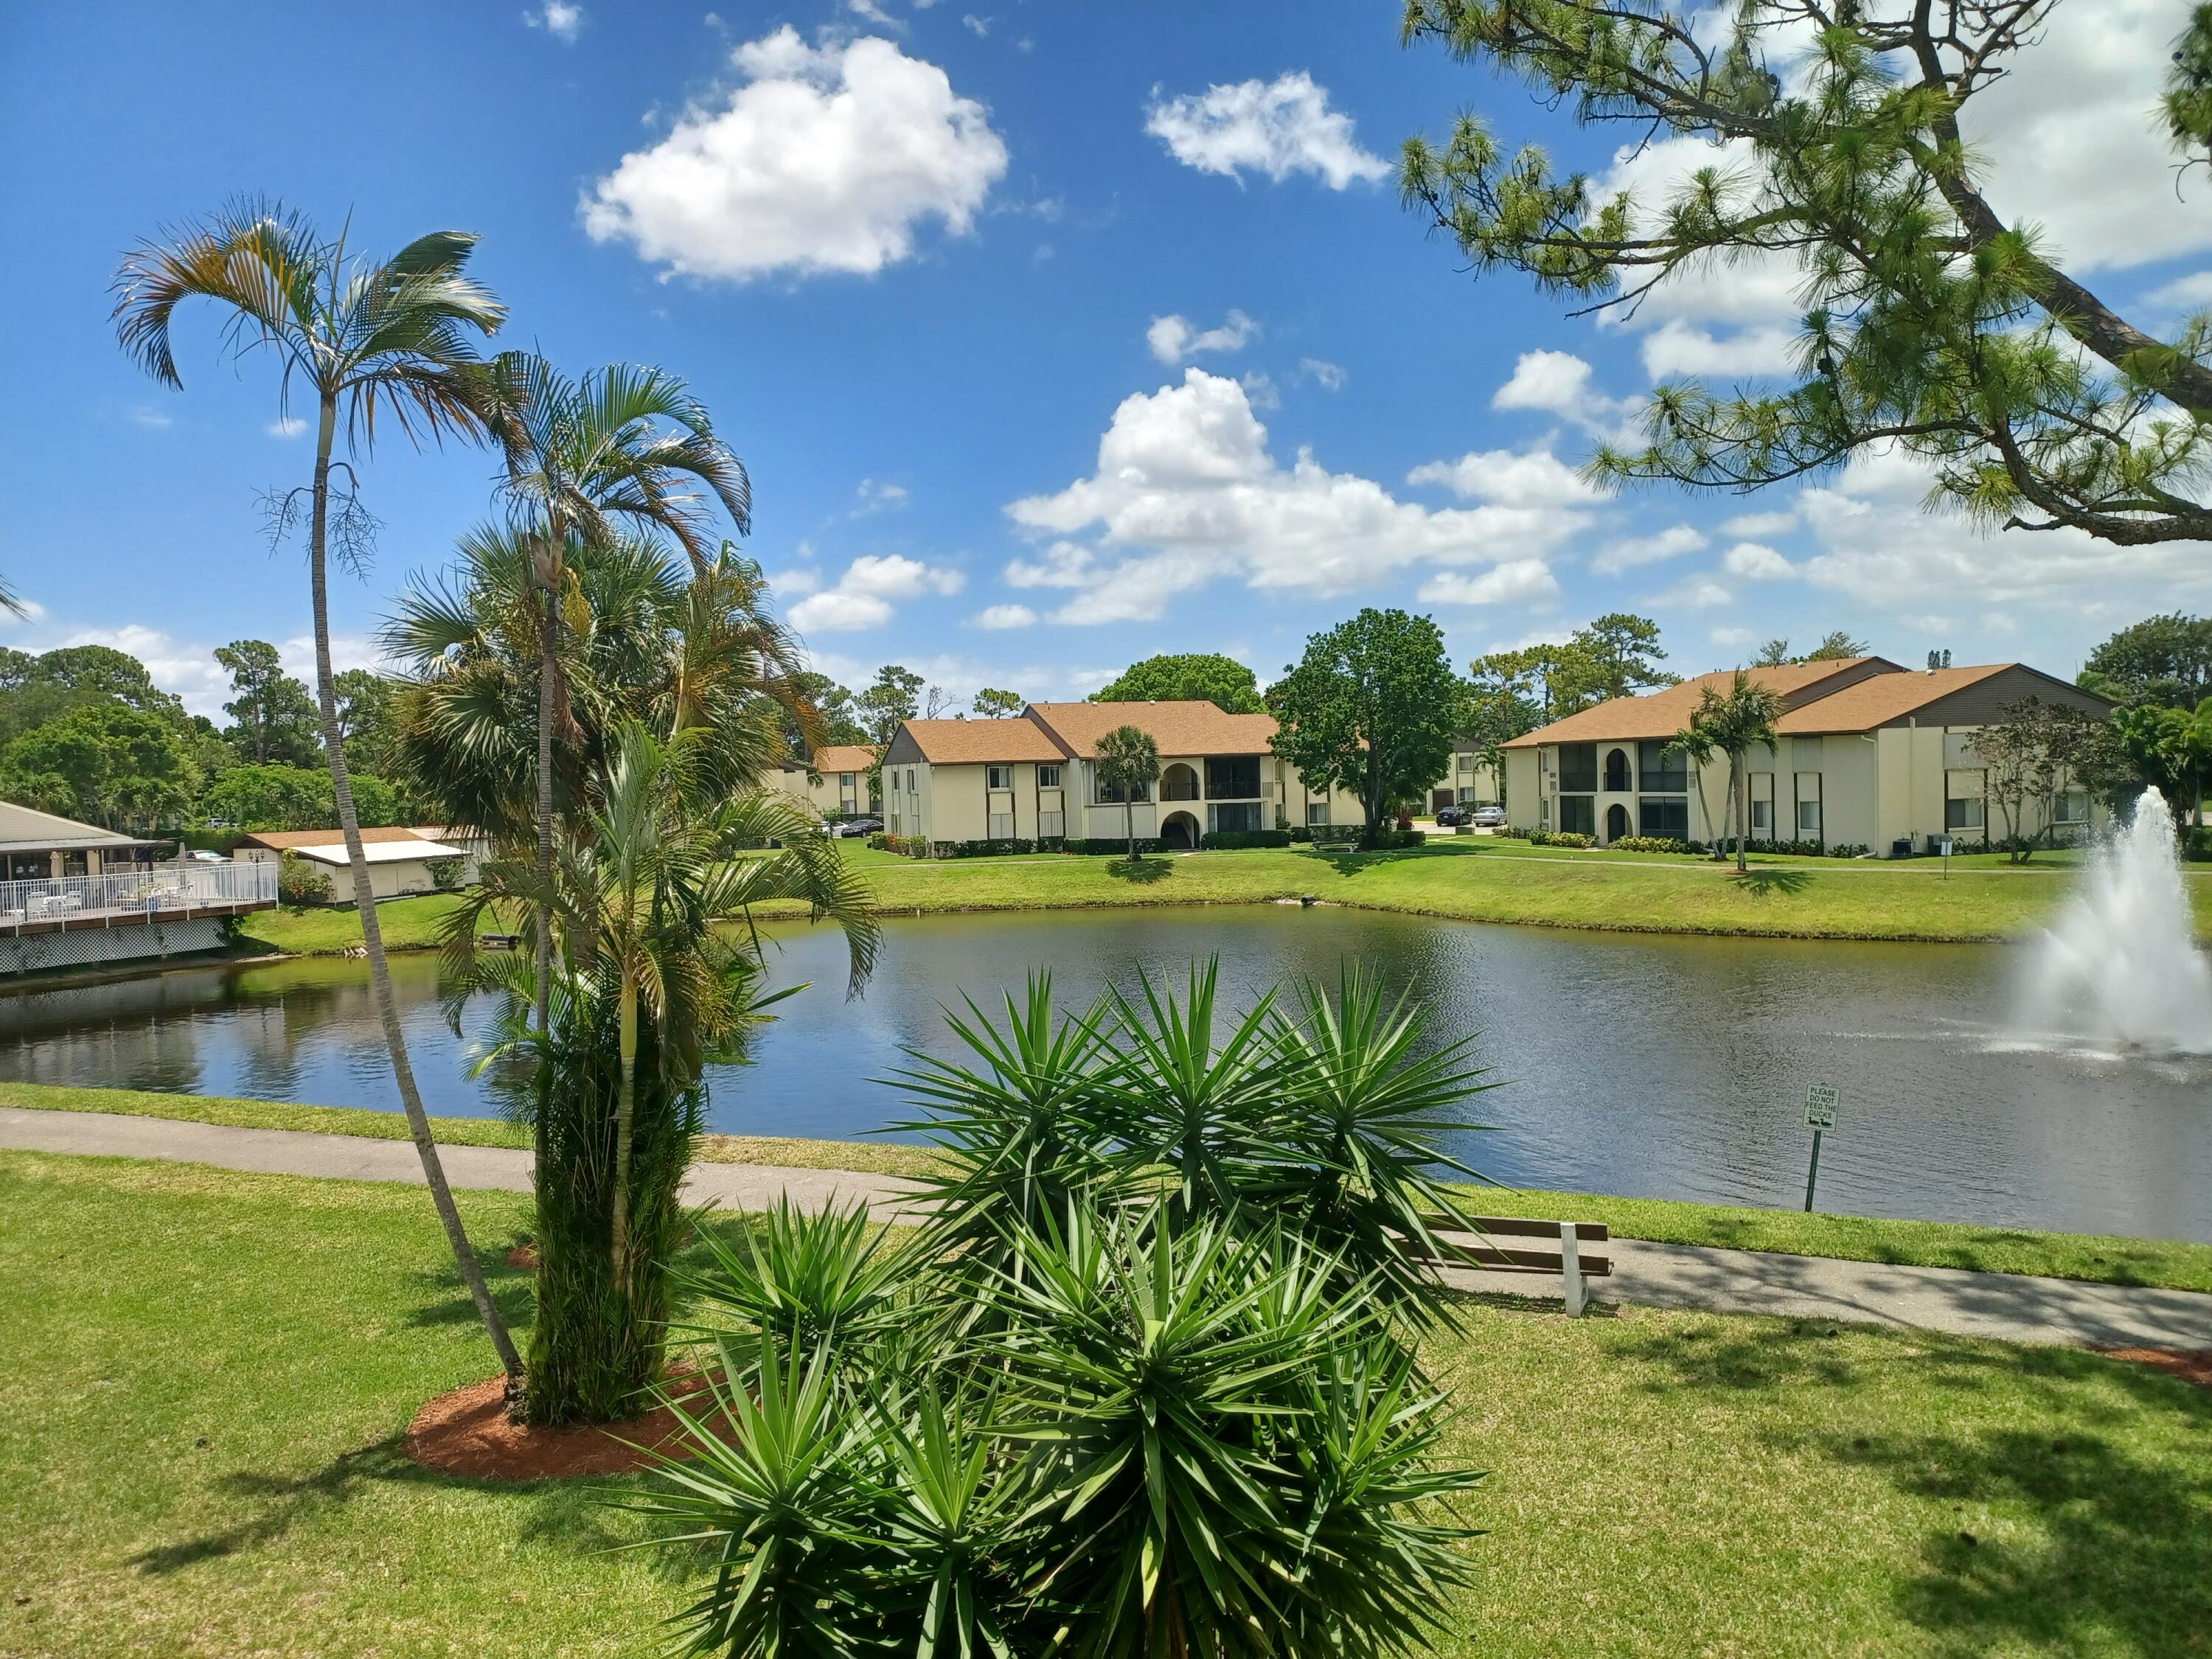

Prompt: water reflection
[{"left": 3, "top": 907, "right": 2205, "bottom": 1242}]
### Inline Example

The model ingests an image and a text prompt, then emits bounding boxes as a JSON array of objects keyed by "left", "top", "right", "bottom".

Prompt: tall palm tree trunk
[
  {"left": 612, "top": 975, "right": 638, "bottom": 1294},
  {"left": 535, "top": 571, "right": 559, "bottom": 1151},
  {"left": 1733, "top": 754, "right": 1750, "bottom": 873},
  {"left": 309, "top": 398, "right": 522, "bottom": 1385}
]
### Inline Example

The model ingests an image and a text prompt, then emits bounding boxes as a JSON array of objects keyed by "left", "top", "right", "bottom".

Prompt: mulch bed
[
  {"left": 405, "top": 1368, "right": 727, "bottom": 1481},
  {"left": 505, "top": 1244, "right": 538, "bottom": 1270},
  {"left": 2098, "top": 1347, "right": 2212, "bottom": 1388}
]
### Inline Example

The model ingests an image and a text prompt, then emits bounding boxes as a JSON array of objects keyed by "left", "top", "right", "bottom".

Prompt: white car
[{"left": 1472, "top": 805, "right": 1508, "bottom": 828}]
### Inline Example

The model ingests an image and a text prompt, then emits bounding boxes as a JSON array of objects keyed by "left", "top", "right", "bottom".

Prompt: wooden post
[{"left": 1559, "top": 1221, "right": 1586, "bottom": 1317}]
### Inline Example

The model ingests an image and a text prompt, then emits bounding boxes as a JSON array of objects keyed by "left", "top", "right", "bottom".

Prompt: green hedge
[
  {"left": 1200, "top": 830, "right": 1293, "bottom": 849},
  {"left": 1526, "top": 829, "right": 1592, "bottom": 849}
]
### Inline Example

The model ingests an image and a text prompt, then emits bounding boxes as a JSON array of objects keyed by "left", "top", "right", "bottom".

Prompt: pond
[{"left": 4, "top": 905, "right": 2208, "bottom": 1242}]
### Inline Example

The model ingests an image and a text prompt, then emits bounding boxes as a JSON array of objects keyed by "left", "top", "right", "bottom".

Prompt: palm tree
[
  {"left": 1664, "top": 720, "right": 1722, "bottom": 858},
  {"left": 448, "top": 724, "right": 877, "bottom": 1424},
  {"left": 1094, "top": 724, "right": 1161, "bottom": 863},
  {"left": 480, "top": 355, "right": 754, "bottom": 1062},
  {"left": 112, "top": 201, "right": 521, "bottom": 1381},
  {"left": 1677, "top": 670, "right": 1785, "bottom": 872}
]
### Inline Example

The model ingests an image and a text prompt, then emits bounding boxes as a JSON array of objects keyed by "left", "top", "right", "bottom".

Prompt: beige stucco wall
[
  {"left": 901, "top": 752, "right": 1361, "bottom": 846},
  {"left": 779, "top": 765, "right": 877, "bottom": 820},
  {"left": 1511, "top": 721, "right": 2107, "bottom": 852}
]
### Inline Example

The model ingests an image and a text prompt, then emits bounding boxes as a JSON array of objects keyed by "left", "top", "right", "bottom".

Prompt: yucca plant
[
  {"left": 894, "top": 974, "right": 1127, "bottom": 1270},
  {"left": 677, "top": 1199, "right": 917, "bottom": 1364}
]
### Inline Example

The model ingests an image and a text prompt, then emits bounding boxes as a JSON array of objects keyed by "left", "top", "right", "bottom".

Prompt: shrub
[
  {"left": 275, "top": 850, "right": 333, "bottom": 908},
  {"left": 1368, "top": 827, "right": 1427, "bottom": 849},
  {"left": 1062, "top": 836, "right": 1166, "bottom": 855},
  {"left": 1490, "top": 824, "right": 1531, "bottom": 839},
  {"left": 644, "top": 962, "right": 1489, "bottom": 1659},
  {"left": 1200, "top": 829, "right": 1293, "bottom": 849},
  {"left": 1527, "top": 829, "right": 1591, "bottom": 849},
  {"left": 1610, "top": 835, "right": 1693, "bottom": 854},
  {"left": 1753, "top": 837, "right": 1874, "bottom": 858},
  {"left": 1287, "top": 824, "right": 1313, "bottom": 842},
  {"left": 428, "top": 856, "right": 464, "bottom": 891}
]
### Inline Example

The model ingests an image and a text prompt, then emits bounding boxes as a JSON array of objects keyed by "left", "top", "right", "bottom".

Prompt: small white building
[{"left": 234, "top": 826, "right": 478, "bottom": 900}]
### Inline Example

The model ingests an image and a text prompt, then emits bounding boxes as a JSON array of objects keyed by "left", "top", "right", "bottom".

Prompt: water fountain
[{"left": 2015, "top": 787, "right": 2212, "bottom": 1056}]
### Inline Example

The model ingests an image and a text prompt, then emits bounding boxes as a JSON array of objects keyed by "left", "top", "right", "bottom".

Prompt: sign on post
[
  {"left": 1802, "top": 1082, "right": 1838, "bottom": 1211},
  {"left": 1804, "top": 1082, "right": 1838, "bottom": 1133}
]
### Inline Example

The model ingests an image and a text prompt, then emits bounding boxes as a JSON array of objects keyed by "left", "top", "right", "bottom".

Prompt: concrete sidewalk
[{"left": 8, "top": 1105, "right": 2212, "bottom": 1354}]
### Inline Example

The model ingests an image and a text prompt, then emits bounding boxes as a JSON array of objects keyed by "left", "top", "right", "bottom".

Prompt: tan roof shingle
[
  {"left": 894, "top": 719, "right": 1071, "bottom": 764},
  {"left": 1500, "top": 659, "right": 1896, "bottom": 748},
  {"left": 238, "top": 827, "right": 437, "bottom": 851},
  {"left": 1773, "top": 664, "right": 2023, "bottom": 731},
  {"left": 1026, "top": 701, "right": 1279, "bottom": 759},
  {"left": 784, "top": 745, "right": 879, "bottom": 775}
]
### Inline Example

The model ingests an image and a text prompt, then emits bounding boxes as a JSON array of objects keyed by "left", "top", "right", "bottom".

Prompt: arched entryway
[
  {"left": 1603, "top": 748, "right": 1632, "bottom": 792},
  {"left": 1160, "top": 762, "right": 1200, "bottom": 801},
  {"left": 1604, "top": 803, "right": 1630, "bottom": 844},
  {"left": 1162, "top": 810, "right": 1200, "bottom": 849}
]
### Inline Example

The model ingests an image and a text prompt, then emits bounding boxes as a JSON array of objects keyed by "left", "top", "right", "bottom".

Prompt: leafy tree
[
  {"left": 480, "top": 352, "right": 754, "bottom": 1062},
  {"left": 970, "top": 686, "right": 1026, "bottom": 720},
  {"left": 1093, "top": 723, "right": 1161, "bottom": 863},
  {"left": 332, "top": 668, "right": 400, "bottom": 779},
  {"left": 856, "top": 664, "right": 925, "bottom": 743},
  {"left": 215, "top": 640, "right": 322, "bottom": 767},
  {"left": 115, "top": 201, "right": 520, "bottom": 1380},
  {"left": 1089, "top": 652, "right": 1264, "bottom": 713},
  {"left": 2105, "top": 700, "right": 2212, "bottom": 827},
  {"left": 2082, "top": 613, "right": 2212, "bottom": 709},
  {"left": 1755, "top": 631, "right": 1871, "bottom": 667},
  {"left": 1402, "top": 2, "right": 2212, "bottom": 546},
  {"left": 1460, "top": 662, "right": 1543, "bottom": 804},
  {"left": 782, "top": 670, "right": 867, "bottom": 751},
  {"left": 1467, "top": 642, "right": 1590, "bottom": 723},
  {"left": 204, "top": 763, "right": 400, "bottom": 830},
  {"left": 1969, "top": 698, "right": 2119, "bottom": 857},
  {"left": 0, "top": 702, "right": 202, "bottom": 830},
  {"left": 276, "top": 849, "right": 334, "bottom": 908},
  {"left": 1672, "top": 670, "right": 1782, "bottom": 870},
  {"left": 1271, "top": 609, "right": 1461, "bottom": 844},
  {"left": 1574, "top": 612, "right": 1675, "bottom": 701},
  {"left": 0, "top": 644, "right": 195, "bottom": 749}
]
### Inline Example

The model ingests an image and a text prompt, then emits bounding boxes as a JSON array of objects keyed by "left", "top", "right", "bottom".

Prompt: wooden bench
[
  {"left": 1412, "top": 1214, "right": 1613, "bottom": 1315},
  {"left": 1309, "top": 832, "right": 1361, "bottom": 854}
]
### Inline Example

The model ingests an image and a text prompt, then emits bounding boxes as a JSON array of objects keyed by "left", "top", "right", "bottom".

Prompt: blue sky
[{"left": 5, "top": 0, "right": 2210, "bottom": 717}]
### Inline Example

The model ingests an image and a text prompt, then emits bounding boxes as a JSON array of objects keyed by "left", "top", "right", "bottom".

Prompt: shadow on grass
[
  {"left": 128, "top": 1437, "right": 423, "bottom": 1573},
  {"left": 1311, "top": 846, "right": 1445, "bottom": 877},
  {"left": 1104, "top": 857, "right": 1171, "bottom": 885},
  {"left": 1607, "top": 1319, "right": 2212, "bottom": 1655},
  {"left": 1733, "top": 867, "right": 1812, "bottom": 897}
]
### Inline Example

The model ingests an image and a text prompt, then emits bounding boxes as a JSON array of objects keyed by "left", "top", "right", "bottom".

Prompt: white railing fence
[{"left": 0, "top": 860, "right": 276, "bottom": 927}]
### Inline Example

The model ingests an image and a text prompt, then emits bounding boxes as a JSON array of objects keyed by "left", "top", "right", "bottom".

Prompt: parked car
[
  {"left": 1434, "top": 805, "right": 1470, "bottom": 827},
  {"left": 832, "top": 816, "right": 883, "bottom": 838},
  {"left": 1472, "top": 804, "right": 1508, "bottom": 827}
]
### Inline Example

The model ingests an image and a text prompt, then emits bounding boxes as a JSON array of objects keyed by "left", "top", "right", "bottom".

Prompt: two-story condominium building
[
  {"left": 1500, "top": 657, "right": 2115, "bottom": 855},
  {"left": 775, "top": 745, "right": 880, "bottom": 821},
  {"left": 878, "top": 700, "right": 1366, "bottom": 851}
]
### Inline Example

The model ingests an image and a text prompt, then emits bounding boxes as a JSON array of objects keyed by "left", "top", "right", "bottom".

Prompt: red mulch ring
[
  {"left": 405, "top": 1369, "right": 727, "bottom": 1481},
  {"left": 506, "top": 1244, "right": 538, "bottom": 1270},
  {"left": 2098, "top": 1347, "right": 2212, "bottom": 1388}
]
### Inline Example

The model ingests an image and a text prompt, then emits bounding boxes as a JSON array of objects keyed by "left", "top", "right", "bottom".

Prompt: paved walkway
[{"left": 10, "top": 1106, "right": 2212, "bottom": 1354}]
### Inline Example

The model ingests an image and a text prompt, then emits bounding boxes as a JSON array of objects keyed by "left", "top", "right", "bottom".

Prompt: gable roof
[
  {"left": 0, "top": 799, "right": 145, "bottom": 850},
  {"left": 1774, "top": 662, "right": 2116, "bottom": 732},
  {"left": 1500, "top": 659, "right": 1897, "bottom": 749},
  {"left": 886, "top": 719, "right": 1068, "bottom": 765},
  {"left": 783, "top": 745, "right": 878, "bottom": 776},
  {"left": 238, "top": 827, "right": 439, "bottom": 851},
  {"left": 1026, "top": 700, "right": 1280, "bottom": 759}
]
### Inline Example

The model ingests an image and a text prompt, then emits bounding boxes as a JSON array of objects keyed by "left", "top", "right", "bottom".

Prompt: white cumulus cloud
[
  {"left": 970, "top": 602, "right": 1037, "bottom": 630},
  {"left": 582, "top": 28, "right": 1009, "bottom": 282},
  {"left": 525, "top": 1, "right": 583, "bottom": 41},
  {"left": 1004, "top": 369, "right": 1579, "bottom": 621},
  {"left": 1405, "top": 448, "right": 1601, "bottom": 509},
  {"left": 788, "top": 553, "right": 965, "bottom": 633},
  {"left": 1419, "top": 560, "right": 1561, "bottom": 607},
  {"left": 1146, "top": 309, "right": 1257, "bottom": 364},
  {"left": 1590, "top": 524, "right": 1707, "bottom": 576},
  {"left": 1144, "top": 72, "right": 1391, "bottom": 189},
  {"left": 1721, "top": 541, "right": 1798, "bottom": 580}
]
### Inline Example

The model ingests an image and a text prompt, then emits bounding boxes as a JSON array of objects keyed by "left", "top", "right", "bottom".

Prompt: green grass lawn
[
  {"left": 12, "top": 1080, "right": 2210, "bottom": 1293},
  {"left": 2, "top": 1150, "right": 2204, "bottom": 1658},
  {"left": 234, "top": 839, "right": 2212, "bottom": 957}
]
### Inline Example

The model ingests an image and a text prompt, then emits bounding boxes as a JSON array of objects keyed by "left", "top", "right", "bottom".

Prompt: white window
[
  {"left": 1797, "top": 799, "right": 1822, "bottom": 834},
  {"left": 1946, "top": 796, "right": 1984, "bottom": 831},
  {"left": 2055, "top": 789, "right": 2090, "bottom": 825},
  {"left": 1750, "top": 800, "right": 1771, "bottom": 831},
  {"left": 1795, "top": 772, "right": 1821, "bottom": 836},
  {"left": 839, "top": 773, "right": 855, "bottom": 788},
  {"left": 987, "top": 765, "right": 1012, "bottom": 791},
  {"left": 987, "top": 813, "right": 1015, "bottom": 839},
  {"left": 1037, "top": 765, "right": 1061, "bottom": 788},
  {"left": 1307, "top": 801, "right": 1330, "bottom": 826}
]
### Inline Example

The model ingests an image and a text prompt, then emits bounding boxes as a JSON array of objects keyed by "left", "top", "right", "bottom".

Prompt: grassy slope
[
  {"left": 235, "top": 841, "right": 2212, "bottom": 956},
  {"left": 10, "top": 1080, "right": 2209, "bottom": 1293},
  {"left": 1, "top": 1152, "right": 2205, "bottom": 1659}
]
